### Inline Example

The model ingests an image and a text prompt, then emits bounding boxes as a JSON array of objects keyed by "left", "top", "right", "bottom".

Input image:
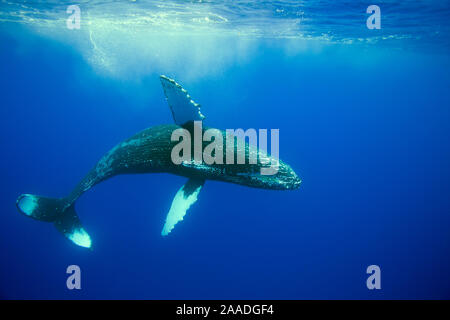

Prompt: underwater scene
[{"left": 0, "top": 0, "right": 450, "bottom": 299}]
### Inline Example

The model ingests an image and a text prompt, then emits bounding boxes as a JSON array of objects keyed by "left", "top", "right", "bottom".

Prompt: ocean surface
[{"left": 0, "top": 0, "right": 450, "bottom": 299}]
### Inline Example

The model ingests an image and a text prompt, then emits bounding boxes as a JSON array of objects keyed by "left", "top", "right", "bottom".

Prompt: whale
[{"left": 16, "top": 76, "right": 301, "bottom": 249}]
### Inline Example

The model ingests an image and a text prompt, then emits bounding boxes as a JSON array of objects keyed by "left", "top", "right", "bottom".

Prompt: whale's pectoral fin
[
  {"left": 160, "top": 75, "right": 205, "bottom": 126},
  {"left": 161, "top": 178, "right": 205, "bottom": 236}
]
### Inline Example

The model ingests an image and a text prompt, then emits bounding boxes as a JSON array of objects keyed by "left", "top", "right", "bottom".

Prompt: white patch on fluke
[
  {"left": 68, "top": 228, "right": 92, "bottom": 248},
  {"left": 161, "top": 184, "right": 203, "bottom": 236},
  {"left": 17, "top": 194, "right": 38, "bottom": 216}
]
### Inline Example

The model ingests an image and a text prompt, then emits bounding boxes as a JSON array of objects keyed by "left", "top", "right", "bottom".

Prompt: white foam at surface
[{"left": 0, "top": 1, "right": 318, "bottom": 79}]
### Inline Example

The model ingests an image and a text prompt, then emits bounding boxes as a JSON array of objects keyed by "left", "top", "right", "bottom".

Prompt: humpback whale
[{"left": 16, "top": 76, "right": 301, "bottom": 249}]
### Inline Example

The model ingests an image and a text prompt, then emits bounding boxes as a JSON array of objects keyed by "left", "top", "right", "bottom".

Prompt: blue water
[{"left": 1, "top": 1, "right": 450, "bottom": 299}]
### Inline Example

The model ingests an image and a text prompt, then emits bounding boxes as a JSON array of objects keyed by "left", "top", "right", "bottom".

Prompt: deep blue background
[{"left": 1, "top": 27, "right": 450, "bottom": 299}]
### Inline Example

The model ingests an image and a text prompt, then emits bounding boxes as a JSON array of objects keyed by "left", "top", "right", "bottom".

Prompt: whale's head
[
  {"left": 257, "top": 161, "right": 302, "bottom": 190},
  {"left": 215, "top": 159, "right": 301, "bottom": 191},
  {"left": 277, "top": 163, "right": 302, "bottom": 190}
]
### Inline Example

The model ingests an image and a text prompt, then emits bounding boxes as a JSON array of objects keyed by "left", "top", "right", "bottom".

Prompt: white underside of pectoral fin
[
  {"left": 161, "top": 179, "right": 204, "bottom": 236},
  {"left": 160, "top": 75, "right": 205, "bottom": 126}
]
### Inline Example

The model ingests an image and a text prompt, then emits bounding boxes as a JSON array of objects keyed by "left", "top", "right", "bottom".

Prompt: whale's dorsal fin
[
  {"left": 160, "top": 75, "right": 205, "bottom": 126},
  {"left": 161, "top": 178, "right": 204, "bottom": 236}
]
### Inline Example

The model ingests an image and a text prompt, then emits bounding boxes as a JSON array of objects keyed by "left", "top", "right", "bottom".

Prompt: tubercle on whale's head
[
  {"left": 285, "top": 169, "right": 302, "bottom": 190},
  {"left": 270, "top": 163, "right": 302, "bottom": 190}
]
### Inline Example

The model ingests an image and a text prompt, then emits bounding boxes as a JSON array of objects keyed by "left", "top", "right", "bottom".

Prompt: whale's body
[{"left": 16, "top": 76, "right": 301, "bottom": 249}]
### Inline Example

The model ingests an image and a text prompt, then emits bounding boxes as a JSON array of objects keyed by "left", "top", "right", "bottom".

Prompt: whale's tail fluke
[{"left": 16, "top": 194, "right": 92, "bottom": 249}]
